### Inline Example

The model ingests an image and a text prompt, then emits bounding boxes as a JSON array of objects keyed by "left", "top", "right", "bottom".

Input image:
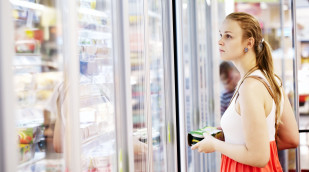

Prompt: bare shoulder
[
  {"left": 236, "top": 77, "right": 270, "bottom": 116},
  {"left": 238, "top": 77, "right": 268, "bottom": 98}
]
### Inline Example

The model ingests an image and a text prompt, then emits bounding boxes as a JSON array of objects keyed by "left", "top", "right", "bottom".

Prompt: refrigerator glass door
[
  {"left": 128, "top": 0, "right": 149, "bottom": 171},
  {"left": 129, "top": 0, "right": 169, "bottom": 171},
  {"left": 148, "top": 0, "right": 168, "bottom": 171},
  {"left": 11, "top": 0, "right": 66, "bottom": 171},
  {"left": 176, "top": 0, "right": 221, "bottom": 171},
  {"left": 77, "top": 0, "right": 117, "bottom": 171}
]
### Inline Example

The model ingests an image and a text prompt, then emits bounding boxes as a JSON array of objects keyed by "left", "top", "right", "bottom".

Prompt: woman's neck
[{"left": 233, "top": 52, "right": 257, "bottom": 79}]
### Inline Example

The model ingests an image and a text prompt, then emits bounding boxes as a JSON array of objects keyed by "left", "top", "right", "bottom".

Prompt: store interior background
[{"left": 0, "top": 0, "right": 309, "bottom": 172}]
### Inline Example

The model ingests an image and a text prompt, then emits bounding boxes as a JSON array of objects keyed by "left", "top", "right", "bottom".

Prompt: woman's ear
[{"left": 247, "top": 37, "right": 255, "bottom": 49}]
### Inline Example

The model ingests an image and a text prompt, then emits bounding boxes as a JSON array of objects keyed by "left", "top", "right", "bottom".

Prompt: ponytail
[{"left": 256, "top": 40, "right": 282, "bottom": 136}]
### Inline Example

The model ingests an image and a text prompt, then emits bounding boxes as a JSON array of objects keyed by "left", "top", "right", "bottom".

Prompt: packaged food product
[
  {"left": 18, "top": 128, "right": 34, "bottom": 144},
  {"left": 187, "top": 126, "right": 223, "bottom": 146},
  {"left": 15, "top": 39, "right": 37, "bottom": 54},
  {"left": 17, "top": 124, "right": 43, "bottom": 145},
  {"left": 36, "top": 90, "right": 52, "bottom": 101},
  {"left": 19, "top": 143, "right": 35, "bottom": 162}
]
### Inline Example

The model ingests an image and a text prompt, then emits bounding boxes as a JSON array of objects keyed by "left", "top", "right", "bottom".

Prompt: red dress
[{"left": 220, "top": 141, "right": 282, "bottom": 172}]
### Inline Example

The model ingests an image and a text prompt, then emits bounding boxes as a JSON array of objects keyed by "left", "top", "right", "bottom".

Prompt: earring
[{"left": 244, "top": 48, "right": 248, "bottom": 53}]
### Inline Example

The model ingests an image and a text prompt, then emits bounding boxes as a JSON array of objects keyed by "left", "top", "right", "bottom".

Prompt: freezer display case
[
  {"left": 128, "top": 0, "right": 177, "bottom": 171},
  {"left": 2, "top": 0, "right": 176, "bottom": 171},
  {"left": 77, "top": 0, "right": 117, "bottom": 171},
  {"left": 175, "top": 0, "right": 221, "bottom": 171},
  {"left": 10, "top": 0, "right": 65, "bottom": 171}
]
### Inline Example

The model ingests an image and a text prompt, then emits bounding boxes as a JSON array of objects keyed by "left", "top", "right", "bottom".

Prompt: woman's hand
[
  {"left": 191, "top": 133, "right": 216, "bottom": 153},
  {"left": 133, "top": 136, "right": 148, "bottom": 155}
]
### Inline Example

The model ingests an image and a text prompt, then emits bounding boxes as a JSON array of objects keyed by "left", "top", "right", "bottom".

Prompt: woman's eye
[
  {"left": 219, "top": 34, "right": 222, "bottom": 38},
  {"left": 226, "top": 34, "right": 232, "bottom": 38}
]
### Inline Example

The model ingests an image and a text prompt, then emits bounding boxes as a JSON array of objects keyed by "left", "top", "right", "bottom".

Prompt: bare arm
[
  {"left": 192, "top": 79, "right": 270, "bottom": 167},
  {"left": 276, "top": 89, "right": 299, "bottom": 150},
  {"left": 133, "top": 136, "right": 148, "bottom": 155},
  {"left": 53, "top": 114, "right": 64, "bottom": 153}
]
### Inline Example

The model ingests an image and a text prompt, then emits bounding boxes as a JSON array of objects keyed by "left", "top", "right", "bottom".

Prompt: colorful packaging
[
  {"left": 188, "top": 126, "right": 223, "bottom": 146},
  {"left": 19, "top": 143, "right": 35, "bottom": 162},
  {"left": 18, "top": 128, "right": 34, "bottom": 144}
]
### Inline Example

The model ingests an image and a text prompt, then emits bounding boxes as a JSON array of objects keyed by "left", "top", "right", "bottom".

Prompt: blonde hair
[{"left": 226, "top": 12, "right": 282, "bottom": 136}]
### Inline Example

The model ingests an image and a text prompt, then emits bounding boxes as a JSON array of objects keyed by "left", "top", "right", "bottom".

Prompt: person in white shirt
[{"left": 192, "top": 12, "right": 299, "bottom": 171}]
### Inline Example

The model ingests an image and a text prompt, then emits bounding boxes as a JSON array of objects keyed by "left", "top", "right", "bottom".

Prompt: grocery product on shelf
[
  {"left": 82, "top": 141, "right": 115, "bottom": 172},
  {"left": 19, "top": 143, "right": 35, "bottom": 162},
  {"left": 17, "top": 123, "right": 44, "bottom": 163}
]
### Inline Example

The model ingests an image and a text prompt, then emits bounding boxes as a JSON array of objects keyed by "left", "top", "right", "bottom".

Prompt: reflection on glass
[
  {"left": 12, "top": 0, "right": 65, "bottom": 171},
  {"left": 129, "top": 0, "right": 168, "bottom": 171},
  {"left": 77, "top": 0, "right": 117, "bottom": 171},
  {"left": 180, "top": 0, "right": 195, "bottom": 171},
  {"left": 128, "top": 0, "right": 149, "bottom": 171},
  {"left": 296, "top": 3, "right": 309, "bottom": 171},
  {"left": 148, "top": 0, "right": 167, "bottom": 171},
  {"left": 183, "top": 0, "right": 219, "bottom": 170}
]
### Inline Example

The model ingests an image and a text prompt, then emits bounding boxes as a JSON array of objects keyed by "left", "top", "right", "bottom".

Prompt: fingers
[
  {"left": 191, "top": 142, "right": 199, "bottom": 150},
  {"left": 191, "top": 145, "right": 196, "bottom": 150},
  {"left": 191, "top": 142, "right": 206, "bottom": 153}
]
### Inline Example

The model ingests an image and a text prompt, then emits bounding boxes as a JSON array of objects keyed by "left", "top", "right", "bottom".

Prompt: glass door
[
  {"left": 77, "top": 0, "right": 117, "bottom": 171},
  {"left": 128, "top": 0, "right": 149, "bottom": 170},
  {"left": 10, "top": 0, "right": 66, "bottom": 171},
  {"left": 175, "top": 0, "right": 221, "bottom": 171},
  {"left": 128, "top": 0, "right": 176, "bottom": 171},
  {"left": 294, "top": 1, "right": 309, "bottom": 171}
]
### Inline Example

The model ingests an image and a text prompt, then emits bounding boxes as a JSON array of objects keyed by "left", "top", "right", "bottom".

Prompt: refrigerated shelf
[
  {"left": 79, "top": 30, "right": 111, "bottom": 40},
  {"left": 78, "top": 7, "right": 108, "bottom": 18},
  {"left": 10, "top": 0, "right": 47, "bottom": 11},
  {"left": 13, "top": 58, "right": 59, "bottom": 69},
  {"left": 82, "top": 130, "right": 115, "bottom": 146},
  {"left": 18, "top": 152, "right": 45, "bottom": 169}
]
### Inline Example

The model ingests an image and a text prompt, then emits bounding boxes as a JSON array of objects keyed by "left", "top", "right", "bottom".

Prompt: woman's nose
[{"left": 218, "top": 38, "right": 224, "bottom": 45}]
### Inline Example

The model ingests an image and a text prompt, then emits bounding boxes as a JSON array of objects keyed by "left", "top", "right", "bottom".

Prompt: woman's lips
[{"left": 220, "top": 49, "right": 225, "bottom": 52}]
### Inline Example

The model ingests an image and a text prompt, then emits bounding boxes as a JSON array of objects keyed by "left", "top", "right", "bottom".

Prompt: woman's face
[{"left": 218, "top": 19, "right": 246, "bottom": 61}]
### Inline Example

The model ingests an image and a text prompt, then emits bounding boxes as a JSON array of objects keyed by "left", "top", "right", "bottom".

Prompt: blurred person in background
[
  {"left": 220, "top": 61, "right": 240, "bottom": 116},
  {"left": 46, "top": 61, "right": 147, "bottom": 155},
  {"left": 192, "top": 12, "right": 299, "bottom": 171}
]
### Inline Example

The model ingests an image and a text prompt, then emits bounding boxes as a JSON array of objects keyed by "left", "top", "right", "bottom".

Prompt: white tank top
[{"left": 220, "top": 70, "right": 284, "bottom": 144}]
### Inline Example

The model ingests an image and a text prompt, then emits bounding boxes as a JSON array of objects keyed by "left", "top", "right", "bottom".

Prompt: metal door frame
[
  {"left": 291, "top": 0, "right": 301, "bottom": 171},
  {"left": 0, "top": 0, "right": 17, "bottom": 171},
  {"left": 162, "top": 0, "right": 179, "bottom": 171},
  {"left": 112, "top": 0, "right": 134, "bottom": 171}
]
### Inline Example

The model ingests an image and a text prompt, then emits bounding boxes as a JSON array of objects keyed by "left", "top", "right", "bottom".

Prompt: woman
[{"left": 191, "top": 12, "right": 299, "bottom": 171}]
